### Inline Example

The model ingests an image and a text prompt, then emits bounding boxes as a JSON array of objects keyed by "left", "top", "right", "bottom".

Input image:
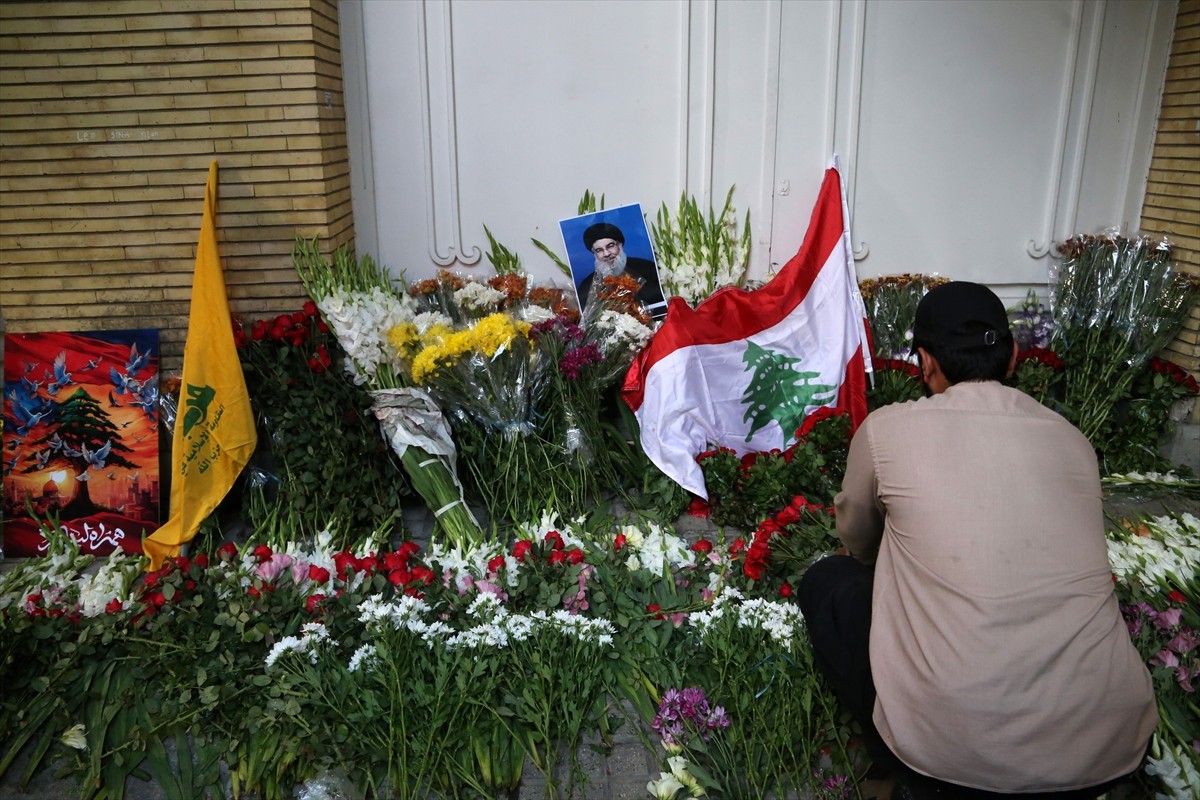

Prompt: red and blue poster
[{"left": 3, "top": 330, "right": 160, "bottom": 557}]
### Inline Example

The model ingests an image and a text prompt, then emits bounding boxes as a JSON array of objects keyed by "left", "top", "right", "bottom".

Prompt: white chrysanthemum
[
  {"left": 688, "top": 586, "right": 743, "bottom": 638},
  {"left": 348, "top": 643, "right": 377, "bottom": 673},
  {"left": 265, "top": 622, "right": 334, "bottom": 667},
  {"left": 595, "top": 310, "right": 653, "bottom": 354},
  {"left": 734, "top": 597, "right": 806, "bottom": 651},
  {"left": 538, "top": 609, "right": 616, "bottom": 647},
  {"left": 454, "top": 282, "right": 507, "bottom": 313}
]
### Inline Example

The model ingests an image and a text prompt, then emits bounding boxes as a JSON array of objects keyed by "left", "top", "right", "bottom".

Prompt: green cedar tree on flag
[{"left": 622, "top": 162, "right": 870, "bottom": 498}]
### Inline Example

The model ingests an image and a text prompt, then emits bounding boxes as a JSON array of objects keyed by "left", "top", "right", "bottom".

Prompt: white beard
[{"left": 593, "top": 250, "right": 628, "bottom": 280}]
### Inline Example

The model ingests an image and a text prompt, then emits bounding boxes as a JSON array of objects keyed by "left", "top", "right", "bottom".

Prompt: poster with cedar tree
[{"left": 2, "top": 330, "right": 160, "bottom": 557}]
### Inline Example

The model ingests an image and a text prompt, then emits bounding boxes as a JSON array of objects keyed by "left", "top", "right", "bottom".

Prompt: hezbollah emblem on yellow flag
[{"left": 143, "top": 162, "right": 257, "bottom": 569}]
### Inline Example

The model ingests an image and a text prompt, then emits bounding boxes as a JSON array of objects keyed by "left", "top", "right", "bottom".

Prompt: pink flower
[
  {"left": 1177, "top": 666, "right": 1196, "bottom": 693},
  {"left": 256, "top": 553, "right": 294, "bottom": 582},
  {"left": 1155, "top": 607, "right": 1183, "bottom": 630},
  {"left": 474, "top": 580, "right": 508, "bottom": 601},
  {"left": 1151, "top": 647, "right": 1180, "bottom": 669},
  {"left": 1167, "top": 630, "right": 1198, "bottom": 655}
]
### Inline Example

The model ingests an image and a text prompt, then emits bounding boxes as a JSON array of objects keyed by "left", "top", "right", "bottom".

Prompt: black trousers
[{"left": 797, "top": 555, "right": 1138, "bottom": 800}]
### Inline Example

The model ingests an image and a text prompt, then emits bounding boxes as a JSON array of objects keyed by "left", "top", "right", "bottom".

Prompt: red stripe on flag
[{"left": 623, "top": 167, "right": 847, "bottom": 410}]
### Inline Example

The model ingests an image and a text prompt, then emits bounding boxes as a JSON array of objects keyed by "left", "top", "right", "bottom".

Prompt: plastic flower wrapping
[
  {"left": 394, "top": 269, "right": 653, "bottom": 524},
  {"left": 857, "top": 273, "right": 948, "bottom": 361},
  {"left": 1050, "top": 231, "right": 1200, "bottom": 445}
]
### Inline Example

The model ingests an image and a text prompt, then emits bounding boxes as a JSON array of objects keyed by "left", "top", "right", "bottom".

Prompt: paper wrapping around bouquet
[
  {"left": 368, "top": 387, "right": 457, "bottom": 462},
  {"left": 367, "top": 387, "right": 479, "bottom": 527}
]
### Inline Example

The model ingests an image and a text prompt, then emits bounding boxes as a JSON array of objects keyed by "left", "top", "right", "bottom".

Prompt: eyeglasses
[{"left": 591, "top": 242, "right": 621, "bottom": 256}]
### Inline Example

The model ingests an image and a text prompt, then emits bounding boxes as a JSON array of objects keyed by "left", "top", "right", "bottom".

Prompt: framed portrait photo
[{"left": 559, "top": 203, "right": 667, "bottom": 319}]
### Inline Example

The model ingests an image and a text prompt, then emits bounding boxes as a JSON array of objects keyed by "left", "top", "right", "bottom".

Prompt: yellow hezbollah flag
[{"left": 143, "top": 162, "right": 257, "bottom": 569}]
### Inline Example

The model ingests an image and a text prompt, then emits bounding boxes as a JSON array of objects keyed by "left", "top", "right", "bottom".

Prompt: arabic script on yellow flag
[{"left": 143, "top": 162, "right": 257, "bottom": 570}]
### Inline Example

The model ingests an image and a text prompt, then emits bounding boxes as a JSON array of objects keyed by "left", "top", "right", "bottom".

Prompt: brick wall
[
  {"left": 0, "top": 0, "right": 352, "bottom": 371},
  {"left": 1140, "top": 0, "right": 1200, "bottom": 420}
]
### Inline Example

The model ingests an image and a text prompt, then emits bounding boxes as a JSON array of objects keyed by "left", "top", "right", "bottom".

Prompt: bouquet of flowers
[
  {"left": 1050, "top": 232, "right": 1200, "bottom": 450},
  {"left": 858, "top": 274, "right": 947, "bottom": 361},
  {"left": 233, "top": 302, "right": 410, "bottom": 550},
  {"left": 397, "top": 268, "right": 654, "bottom": 525},
  {"left": 292, "top": 237, "right": 484, "bottom": 549},
  {"left": 651, "top": 186, "right": 752, "bottom": 307}
]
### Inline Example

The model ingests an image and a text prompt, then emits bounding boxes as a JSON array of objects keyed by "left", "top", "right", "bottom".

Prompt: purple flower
[
  {"left": 559, "top": 342, "right": 603, "bottom": 379},
  {"left": 1166, "top": 630, "right": 1198, "bottom": 655},
  {"left": 1151, "top": 647, "right": 1180, "bottom": 669},
  {"left": 1177, "top": 665, "right": 1196, "bottom": 693},
  {"left": 1155, "top": 607, "right": 1183, "bottom": 630}
]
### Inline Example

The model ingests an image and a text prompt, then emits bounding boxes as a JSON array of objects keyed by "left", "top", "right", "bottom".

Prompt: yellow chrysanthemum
[
  {"left": 516, "top": 320, "right": 533, "bottom": 338},
  {"left": 470, "top": 313, "right": 519, "bottom": 357},
  {"left": 387, "top": 322, "right": 419, "bottom": 356},
  {"left": 411, "top": 344, "right": 447, "bottom": 384},
  {"left": 420, "top": 323, "right": 454, "bottom": 347}
]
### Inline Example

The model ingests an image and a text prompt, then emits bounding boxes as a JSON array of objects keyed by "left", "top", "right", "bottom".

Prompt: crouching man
[{"left": 799, "top": 282, "right": 1156, "bottom": 799}]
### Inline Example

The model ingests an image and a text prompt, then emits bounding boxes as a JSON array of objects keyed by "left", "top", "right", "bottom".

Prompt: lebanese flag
[{"left": 622, "top": 164, "right": 870, "bottom": 498}]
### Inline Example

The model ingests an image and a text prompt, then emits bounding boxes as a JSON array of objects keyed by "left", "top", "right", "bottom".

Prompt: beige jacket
[{"left": 836, "top": 381, "right": 1156, "bottom": 791}]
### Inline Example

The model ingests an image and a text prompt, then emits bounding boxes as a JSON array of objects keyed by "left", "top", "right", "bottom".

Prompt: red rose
[
  {"left": 185, "top": 580, "right": 196, "bottom": 591},
  {"left": 309, "top": 565, "right": 331, "bottom": 584},
  {"left": 250, "top": 320, "right": 268, "bottom": 341},
  {"left": 397, "top": 541, "right": 421, "bottom": 560},
  {"left": 1168, "top": 590, "right": 1187, "bottom": 605},
  {"left": 149, "top": 591, "right": 167, "bottom": 608},
  {"left": 646, "top": 603, "right": 665, "bottom": 620},
  {"left": 171, "top": 556, "right": 191, "bottom": 572},
  {"left": 193, "top": 553, "right": 209, "bottom": 569},
  {"left": 613, "top": 533, "right": 627, "bottom": 552},
  {"left": 547, "top": 550, "right": 567, "bottom": 566},
  {"left": 691, "top": 539, "right": 713, "bottom": 555},
  {"left": 566, "top": 548, "right": 585, "bottom": 565},
  {"left": 487, "top": 554, "right": 506, "bottom": 573},
  {"left": 411, "top": 566, "right": 435, "bottom": 585},
  {"left": 728, "top": 538, "right": 747, "bottom": 555},
  {"left": 105, "top": 598, "right": 123, "bottom": 614},
  {"left": 388, "top": 568, "right": 411, "bottom": 587},
  {"left": 217, "top": 542, "right": 238, "bottom": 561},
  {"left": 779, "top": 582, "right": 793, "bottom": 598},
  {"left": 144, "top": 571, "right": 161, "bottom": 588},
  {"left": 743, "top": 561, "right": 764, "bottom": 581},
  {"left": 303, "top": 300, "right": 319, "bottom": 318},
  {"left": 333, "top": 551, "right": 358, "bottom": 578},
  {"left": 247, "top": 586, "right": 261, "bottom": 598},
  {"left": 383, "top": 551, "right": 409, "bottom": 571},
  {"left": 252, "top": 544, "right": 273, "bottom": 562},
  {"left": 687, "top": 498, "right": 712, "bottom": 519},
  {"left": 544, "top": 531, "right": 565, "bottom": 551},
  {"left": 513, "top": 540, "right": 533, "bottom": 562},
  {"left": 305, "top": 594, "right": 326, "bottom": 614}
]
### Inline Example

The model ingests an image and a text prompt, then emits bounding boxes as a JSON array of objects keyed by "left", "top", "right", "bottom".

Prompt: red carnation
[
  {"left": 691, "top": 539, "right": 713, "bottom": 555},
  {"left": 308, "top": 565, "right": 331, "bottom": 584},
  {"left": 547, "top": 549, "right": 567, "bottom": 566},
  {"left": 613, "top": 533, "right": 627, "bottom": 552},
  {"left": 544, "top": 531, "right": 565, "bottom": 551},
  {"left": 513, "top": 540, "right": 533, "bottom": 563},
  {"left": 487, "top": 554, "right": 506, "bottom": 573},
  {"left": 566, "top": 548, "right": 585, "bottom": 565},
  {"left": 305, "top": 594, "right": 326, "bottom": 614}
]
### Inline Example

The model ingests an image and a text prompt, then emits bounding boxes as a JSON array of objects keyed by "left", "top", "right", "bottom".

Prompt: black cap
[
  {"left": 913, "top": 281, "right": 1011, "bottom": 350},
  {"left": 583, "top": 222, "right": 624, "bottom": 250}
]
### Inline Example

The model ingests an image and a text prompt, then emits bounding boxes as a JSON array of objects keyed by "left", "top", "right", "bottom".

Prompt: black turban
[{"left": 583, "top": 222, "right": 625, "bottom": 250}]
